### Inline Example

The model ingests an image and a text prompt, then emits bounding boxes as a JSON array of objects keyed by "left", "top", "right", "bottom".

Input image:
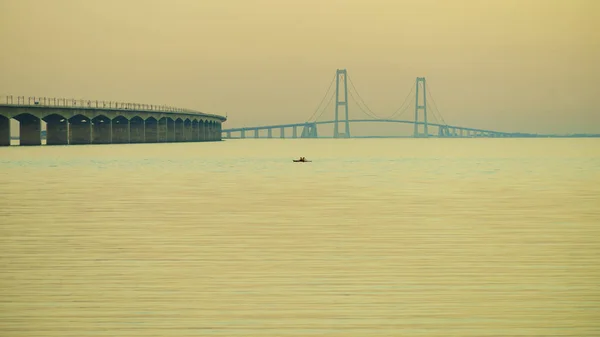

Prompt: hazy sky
[{"left": 1, "top": 0, "right": 598, "bottom": 134}]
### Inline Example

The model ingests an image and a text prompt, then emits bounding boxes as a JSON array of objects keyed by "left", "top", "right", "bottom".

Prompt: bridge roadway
[
  {"left": 222, "top": 119, "right": 538, "bottom": 138},
  {"left": 0, "top": 96, "right": 226, "bottom": 146}
]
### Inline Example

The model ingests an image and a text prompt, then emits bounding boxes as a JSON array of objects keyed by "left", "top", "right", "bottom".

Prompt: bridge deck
[{"left": 222, "top": 119, "right": 537, "bottom": 137}]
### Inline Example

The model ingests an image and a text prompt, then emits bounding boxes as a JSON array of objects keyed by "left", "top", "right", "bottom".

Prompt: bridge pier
[
  {"left": 292, "top": 126, "right": 297, "bottom": 138},
  {"left": 267, "top": 128, "right": 272, "bottom": 138},
  {"left": 15, "top": 114, "right": 42, "bottom": 145},
  {"left": 145, "top": 118, "right": 158, "bottom": 143},
  {"left": 158, "top": 117, "right": 168, "bottom": 142},
  {"left": 191, "top": 120, "right": 197, "bottom": 141},
  {"left": 192, "top": 120, "right": 199, "bottom": 141},
  {"left": 198, "top": 121, "right": 205, "bottom": 141},
  {"left": 167, "top": 118, "right": 175, "bottom": 142},
  {"left": 241, "top": 129, "right": 245, "bottom": 139},
  {"left": 183, "top": 119, "right": 192, "bottom": 141},
  {"left": 208, "top": 123, "right": 214, "bottom": 141},
  {"left": 301, "top": 123, "right": 318, "bottom": 138},
  {"left": 69, "top": 116, "right": 91, "bottom": 145},
  {"left": 0, "top": 115, "right": 10, "bottom": 146},
  {"left": 130, "top": 117, "right": 145, "bottom": 143},
  {"left": 217, "top": 123, "right": 221, "bottom": 141},
  {"left": 92, "top": 116, "right": 111, "bottom": 144},
  {"left": 280, "top": 127, "right": 285, "bottom": 138},
  {"left": 112, "top": 116, "right": 129, "bottom": 143},
  {"left": 175, "top": 119, "right": 184, "bottom": 142},
  {"left": 46, "top": 116, "right": 69, "bottom": 145},
  {"left": 254, "top": 129, "right": 259, "bottom": 138}
]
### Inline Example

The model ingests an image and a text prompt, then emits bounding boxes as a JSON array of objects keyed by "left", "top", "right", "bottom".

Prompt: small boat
[{"left": 293, "top": 157, "right": 311, "bottom": 163}]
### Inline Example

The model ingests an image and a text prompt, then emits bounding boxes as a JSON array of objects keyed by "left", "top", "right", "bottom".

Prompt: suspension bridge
[{"left": 222, "top": 69, "right": 540, "bottom": 139}]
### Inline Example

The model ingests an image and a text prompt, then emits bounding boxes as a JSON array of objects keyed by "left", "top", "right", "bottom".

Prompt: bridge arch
[
  {"left": 68, "top": 114, "right": 92, "bottom": 145},
  {"left": 112, "top": 115, "right": 130, "bottom": 144},
  {"left": 43, "top": 113, "right": 69, "bottom": 145},
  {"left": 112, "top": 115, "right": 129, "bottom": 123},
  {"left": 42, "top": 113, "right": 67, "bottom": 123},
  {"left": 10, "top": 113, "right": 42, "bottom": 145},
  {"left": 130, "top": 116, "right": 145, "bottom": 143},
  {"left": 196, "top": 119, "right": 203, "bottom": 141},
  {"left": 174, "top": 117, "right": 184, "bottom": 142},
  {"left": 208, "top": 120, "right": 216, "bottom": 141},
  {"left": 145, "top": 116, "right": 158, "bottom": 143},
  {"left": 206, "top": 120, "right": 213, "bottom": 141},
  {"left": 159, "top": 116, "right": 176, "bottom": 142},
  {"left": 191, "top": 119, "right": 199, "bottom": 142},
  {"left": 13, "top": 112, "right": 41, "bottom": 123},
  {"left": 91, "top": 114, "right": 111, "bottom": 144},
  {"left": 112, "top": 110, "right": 129, "bottom": 118},
  {"left": 91, "top": 114, "right": 110, "bottom": 124},
  {"left": 183, "top": 118, "right": 192, "bottom": 142},
  {"left": 67, "top": 114, "right": 90, "bottom": 124}
]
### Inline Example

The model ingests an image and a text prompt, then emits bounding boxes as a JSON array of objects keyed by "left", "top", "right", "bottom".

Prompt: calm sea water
[{"left": 1, "top": 138, "right": 599, "bottom": 336}]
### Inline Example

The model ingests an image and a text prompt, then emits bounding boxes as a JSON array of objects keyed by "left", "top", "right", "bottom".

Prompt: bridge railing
[{"left": 1, "top": 95, "right": 199, "bottom": 114}]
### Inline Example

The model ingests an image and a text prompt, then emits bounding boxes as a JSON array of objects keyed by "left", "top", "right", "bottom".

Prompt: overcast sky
[{"left": 1, "top": 0, "right": 598, "bottom": 134}]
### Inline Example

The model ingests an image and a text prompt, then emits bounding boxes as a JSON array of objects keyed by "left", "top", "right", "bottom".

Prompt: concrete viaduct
[{"left": 0, "top": 96, "right": 226, "bottom": 146}]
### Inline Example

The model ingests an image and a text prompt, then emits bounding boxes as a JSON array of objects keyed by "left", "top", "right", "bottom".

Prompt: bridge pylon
[
  {"left": 334, "top": 69, "right": 350, "bottom": 138},
  {"left": 301, "top": 122, "right": 318, "bottom": 138},
  {"left": 413, "top": 77, "right": 428, "bottom": 138}
]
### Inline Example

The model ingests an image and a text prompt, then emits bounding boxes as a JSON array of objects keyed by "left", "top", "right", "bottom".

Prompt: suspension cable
[
  {"left": 348, "top": 91, "right": 379, "bottom": 119},
  {"left": 389, "top": 99, "right": 413, "bottom": 120},
  {"left": 425, "top": 81, "right": 447, "bottom": 126},
  {"left": 388, "top": 84, "right": 415, "bottom": 119},
  {"left": 311, "top": 90, "right": 336, "bottom": 122},
  {"left": 347, "top": 74, "right": 418, "bottom": 120},
  {"left": 346, "top": 74, "right": 383, "bottom": 119},
  {"left": 306, "top": 74, "right": 336, "bottom": 122}
]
